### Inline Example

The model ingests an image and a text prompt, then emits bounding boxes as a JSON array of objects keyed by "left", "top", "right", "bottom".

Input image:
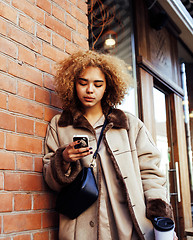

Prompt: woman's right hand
[{"left": 62, "top": 141, "right": 92, "bottom": 164}]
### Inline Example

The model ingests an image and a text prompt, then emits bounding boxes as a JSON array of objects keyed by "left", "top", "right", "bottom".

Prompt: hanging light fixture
[
  {"left": 103, "top": 30, "right": 117, "bottom": 50},
  {"left": 105, "top": 35, "right": 116, "bottom": 47}
]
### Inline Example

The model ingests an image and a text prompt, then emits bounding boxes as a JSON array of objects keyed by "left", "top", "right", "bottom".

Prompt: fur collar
[{"left": 58, "top": 108, "right": 129, "bottom": 131}]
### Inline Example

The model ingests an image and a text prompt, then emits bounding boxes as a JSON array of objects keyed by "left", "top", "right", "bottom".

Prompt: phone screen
[{"left": 73, "top": 135, "right": 88, "bottom": 149}]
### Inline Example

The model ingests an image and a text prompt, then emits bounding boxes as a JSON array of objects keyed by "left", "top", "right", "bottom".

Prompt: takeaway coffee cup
[{"left": 153, "top": 217, "right": 175, "bottom": 240}]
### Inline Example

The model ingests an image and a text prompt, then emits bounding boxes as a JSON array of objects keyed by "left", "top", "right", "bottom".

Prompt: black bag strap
[{"left": 90, "top": 116, "right": 109, "bottom": 167}]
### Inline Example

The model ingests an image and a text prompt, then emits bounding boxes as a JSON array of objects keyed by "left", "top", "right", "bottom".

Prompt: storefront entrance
[
  {"left": 153, "top": 87, "right": 181, "bottom": 237},
  {"left": 88, "top": 0, "right": 193, "bottom": 238}
]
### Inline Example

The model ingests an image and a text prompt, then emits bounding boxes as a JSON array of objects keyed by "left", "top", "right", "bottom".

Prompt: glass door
[{"left": 153, "top": 87, "right": 181, "bottom": 237}]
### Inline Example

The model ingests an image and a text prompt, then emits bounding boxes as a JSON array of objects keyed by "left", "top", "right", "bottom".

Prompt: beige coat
[{"left": 43, "top": 109, "right": 173, "bottom": 240}]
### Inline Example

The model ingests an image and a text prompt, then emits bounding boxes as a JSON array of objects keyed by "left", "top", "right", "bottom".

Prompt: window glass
[
  {"left": 88, "top": 0, "right": 138, "bottom": 116},
  {"left": 153, "top": 87, "right": 170, "bottom": 199}
]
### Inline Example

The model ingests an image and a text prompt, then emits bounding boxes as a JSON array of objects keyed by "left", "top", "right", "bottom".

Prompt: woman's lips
[{"left": 84, "top": 96, "right": 94, "bottom": 102}]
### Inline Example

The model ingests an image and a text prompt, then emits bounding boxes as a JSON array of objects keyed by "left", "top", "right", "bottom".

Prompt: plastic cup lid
[{"left": 153, "top": 217, "right": 174, "bottom": 232}]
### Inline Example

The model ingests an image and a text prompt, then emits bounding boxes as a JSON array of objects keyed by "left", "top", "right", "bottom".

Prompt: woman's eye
[
  {"left": 79, "top": 81, "right": 87, "bottom": 86},
  {"left": 95, "top": 84, "right": 102, "bottom": 88}
]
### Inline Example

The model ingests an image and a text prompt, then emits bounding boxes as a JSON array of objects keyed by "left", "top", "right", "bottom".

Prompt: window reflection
[
  {"left": 153, "top": 88, "right": 170, "bottom": 198},
  {"left": 88, "top": 0, "right": 138, "bottom": 116}
]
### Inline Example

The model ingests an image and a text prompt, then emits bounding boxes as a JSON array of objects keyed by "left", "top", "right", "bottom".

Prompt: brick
[
  {"left": 8, "top": 60, "right": 43, "bottom": 86},
  {"left": 16, "top": 116, "right": 34, "bottom": 135},
  {"left": 52, "top": 33, "right": 65, "bottom": 51},
  {"left": 0, "top": 193, "right": 13, "bottom": 212},
  {"left": 44, "top": 106, "right": 61, "bottom": 122},
  {"left": 43, "top": 73, "right": 55, "bottom": 91},
  {"left": 0, "top": 37, "right": 17, "bottom": 58},
  {"left": 52, "top": 5, "right": 65, "bottom": 22},
  {"left": 6, "top": 133, "right": 42, "bottom": 154},
  {"left": 0, "top": 151, "right": 15, "bottom": 170},
  {"left": 0, "top": 172, "right": 4, "bottom": 189},
  {"left": 36, "top": 56, "right": 51, "bottom": 73},
  {"left": 53, "top": 0, "right": 70, "bottom": 13},
  {"left": 0, "top": 92, "right": 7, "bottom": 110},
  {"left": 0, "top": 111, "right": 15, "bottom": 131},
  {"left": 34, "top": 157, "right": 43, "bottom": 172},
  {"left": 4, "top": 172, "right": 44, "bottom": 191},
  {"left": 77, "top": 0, "right": 88, "bottom": 13},
  {"left": 33, "top": 193, "right": 50, "bottom": 210},
  {"left": 51, "top": 91, "right": 62, "bottom": 108},
  {"left": 42, "top": 212, "right": 59, "bottom": 228},
  {"left": 14, "top": 193, "right": 31, "bottom": 211},
  {"left": 0, "top": 73, "right": 16, "bottom": 94},
  {"left": 17, "top": 81, "right": 35, "bottom": 100},
  {"left": 50, "top": 62, "right": 57, "bottom": 76},
  {"left": 72, "top": 32, "right": 88, "bottom": 49},
  {"left": 0, "top": 131, "right": 5, "bottom": 149},
  {"left": 13, "top": 234, "right": 31, "bottom": 240},
  {"left": 45, "top": 15, "right": 71, "bottom": 40},
  {"left": 0, "top": 18, "right": 7, "bottom": 35},
  {"left": 20, "top": 173, "right": 44, "bottom": 191},
  {"left": 69, "top": 0, "right": 76, "bottom": 4},
  {"left": 16, "top": 154, "right": 33, "bottom": 171},
  {"left": 36, "top": 24, "right": 51, "bottom": 43},
  {"left": 19, "top": 15, "right": 35, "bottom": 34},
  {"left": 18, "top": 46, "right": 36, "bottom": 66},
  {"left": 35, "top": 121, "right": 47, "bottom": 137},
  {"left": 7, "top": 25, "right": 41, "bottom": 53},
  {"left": 3, "top": 213, "right": 41, "bottom": 233},
  {"left": 42, "top": 42, "right": 67, "bottom": 62},
  {"left": 35, "top": 87, "right": 50, "bottom": 105},
  {"left": 0, "top": 53, "right": 7, "bottom": 72},
  {"left": 66, "top": 14, "right": 77, "bottom": 30},
  {"left": 12, "top": 0, "right": 44, "bottom": 24},
  {"left": 8, "top": 95, "right": 44, "bottom": 119},
  {"left": 66, "top": 41, "right": 79, "bottom": 55},
  {"left": 0, "top": 237, "right": 11, "bottom": 240},
  {"left": 0, "top": 2, "right": 18, "bottom": 24},
  {"left": 77, "top": 21, "right": 88, "bottom": 38},
  {"left": 4, "top": 172, "right": 20, "bottom": 191},
  {"left": 71, "top": 5, "right": 88, "bottom": 25},
  {"left": 33, "top": 231, "right": 49, "bottom": 240},
  {"left": 37, "top": 0, "right": 51, "bottom": 14}
]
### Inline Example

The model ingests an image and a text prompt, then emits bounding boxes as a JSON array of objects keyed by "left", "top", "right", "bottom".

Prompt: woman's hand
[{"left": 62, "top": 141, "right": 92, "bottom": 164}]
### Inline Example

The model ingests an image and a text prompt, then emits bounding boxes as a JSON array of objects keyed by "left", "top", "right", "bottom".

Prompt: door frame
[{"left": 137, "top": 66, "right": 192, "bottom": 239}]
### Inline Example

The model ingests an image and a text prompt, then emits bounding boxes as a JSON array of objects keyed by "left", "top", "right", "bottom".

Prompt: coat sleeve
[
  {"left": 43, "top": 115, "right": 81, "bottom": 192},
  {"left": 135, "top": 122, "right": 173, "bottom": 221}
]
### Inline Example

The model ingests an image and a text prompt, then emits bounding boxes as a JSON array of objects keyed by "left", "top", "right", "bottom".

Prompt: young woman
[{"left": 43, "top": 50, "right": 177, "bottom": 240}]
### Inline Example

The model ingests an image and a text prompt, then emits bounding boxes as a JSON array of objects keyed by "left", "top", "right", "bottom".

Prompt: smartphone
[{"left": 73, "top": 135, "right": 89, "bottom": 149}]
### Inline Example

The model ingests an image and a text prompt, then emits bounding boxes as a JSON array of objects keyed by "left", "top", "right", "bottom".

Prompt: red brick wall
[{"left": 0, "top": 0, "right": 88, "bottom": 239}]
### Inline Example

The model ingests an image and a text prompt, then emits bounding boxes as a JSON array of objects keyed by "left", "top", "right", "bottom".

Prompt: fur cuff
[
  {"left": 50, "top": 147, "right": 81, "bottom": 185},
  {"left": 146, "top": 198, "right": 174, "bottom": 221}
]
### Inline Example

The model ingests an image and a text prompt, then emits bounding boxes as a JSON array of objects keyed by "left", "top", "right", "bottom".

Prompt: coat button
[{"left": 90, "top": 221, "right": 95, "bottom": 227}]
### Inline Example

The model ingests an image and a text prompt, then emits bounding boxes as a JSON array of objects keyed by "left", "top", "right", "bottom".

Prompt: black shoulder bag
[{"left": 55, "top": 117, "right": 108, "bottom": 219}]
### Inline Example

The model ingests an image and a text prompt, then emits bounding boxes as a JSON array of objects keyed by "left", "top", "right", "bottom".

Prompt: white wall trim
[{"left": 158, "top": 0, "right": 193, "bottom": 52}]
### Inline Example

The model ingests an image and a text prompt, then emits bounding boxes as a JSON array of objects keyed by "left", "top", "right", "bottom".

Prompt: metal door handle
[
  {"left": 168, "top": 163, "right": 181, "bottom": 202},
  {"left": 175, "top": 162, "right": 181, "bottom": 202}
]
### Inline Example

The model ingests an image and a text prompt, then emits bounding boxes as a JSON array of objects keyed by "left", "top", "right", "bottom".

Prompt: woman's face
[{"left": 75, "top": 66, "right": 106, "bottom": 111}]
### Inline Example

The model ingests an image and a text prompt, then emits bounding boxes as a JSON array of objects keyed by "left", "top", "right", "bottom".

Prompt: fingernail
[
  {"left": 89, "top": 147, "right": 92, "bottom": 150},
  {"left": 90, "top": 151, "right": 93, "bottom": 154}
]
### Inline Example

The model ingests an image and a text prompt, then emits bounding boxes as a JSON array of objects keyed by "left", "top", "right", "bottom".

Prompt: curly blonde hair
[{"left": 55, "top": 50, "right": 131, "bottom": 112}]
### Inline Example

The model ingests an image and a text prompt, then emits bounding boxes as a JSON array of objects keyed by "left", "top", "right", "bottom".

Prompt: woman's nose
[{"left": 86, "top": 84, "right": 93, "bottom": 93}]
